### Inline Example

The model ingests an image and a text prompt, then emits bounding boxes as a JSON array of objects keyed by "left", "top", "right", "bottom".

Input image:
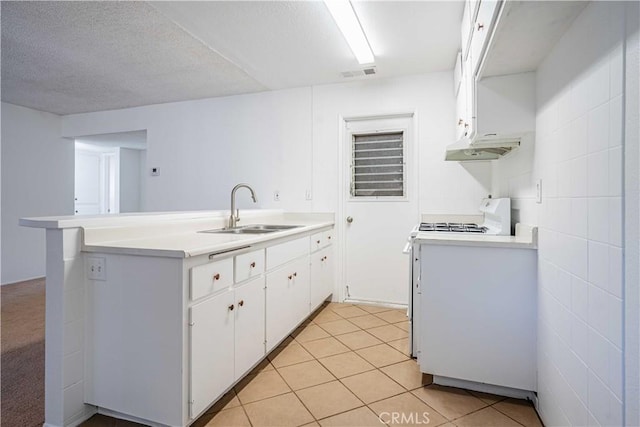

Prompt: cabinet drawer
[
  {"left": 235, "top": 249, "right": 265, "bottom": 283},
  {"left": 267, "top": 237, "right": 309, "bottom": 270},
  {"left": 311, "top": 229, "right": 334, "bottom": 252},
  {"left": 310, "top": 232, "right": 324, "bottom": 253},
  {"left": 323, "top": 230, "right": 334, "bottom": 247},
  {"left": 190, "top": 258, "right": 234, "bottom": 301}
]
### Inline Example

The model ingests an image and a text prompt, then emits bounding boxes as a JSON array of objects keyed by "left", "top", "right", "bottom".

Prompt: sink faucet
[{"left": 229, "top": 183, "right": 258, "bottom": 228}]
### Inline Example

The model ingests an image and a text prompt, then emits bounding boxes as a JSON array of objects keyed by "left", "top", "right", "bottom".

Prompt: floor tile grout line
[{"left": 488, "top": 399, "right": 541, "bottom": 427}]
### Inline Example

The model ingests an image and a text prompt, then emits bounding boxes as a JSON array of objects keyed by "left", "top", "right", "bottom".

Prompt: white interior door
[
  {"left": 343, "top": 115, "right": 418, "bottom": 305},
  {"left": 74, "top": 150, "right": 102, "bottom": 214}
]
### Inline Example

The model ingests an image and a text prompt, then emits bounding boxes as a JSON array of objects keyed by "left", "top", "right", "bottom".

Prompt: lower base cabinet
[
  {"left": 86, "top": 227, "right": 333, "bottom": 426},
  {"left": 189, "top": 276, "right": 265, "bottom": 417},
  {"left": 310, "top": 246, "right": 333, "bottom": 310},
  {"left": 265, "top": 257, "right": 310, "bottom": 351}
]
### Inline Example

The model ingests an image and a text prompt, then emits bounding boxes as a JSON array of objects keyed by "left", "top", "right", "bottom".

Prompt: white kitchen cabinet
[
  {"left": 468, "top": 0, "right": 500, "bottom": 77},
  {"left": 417, "top": 242, "right": 536, "bottom": 393},
  {"left": 310, "top": 246, "right": 333, "bottom": 310},
  {"left": 190, "top": 257, "right": 234, "bottom": 301},
  {"left": 85, "top": 226, "right": 332, "bottom": 426},
  {"left": 265, "top": 256, "right": 310, "bottom": 351},
  {"left": 234, "top": 249, "right": 265, "bottom": 283},
  {"left": 453, "top": 51, "right": 463, "bottom": 96},
  {"left": 233, "top": 277, "right": 266, "bottom": 380},
  {"left": 310, "top": 229, "right": 333, "bottom": 253},
  {"left": 189, "top": 289, "right": 235, "bottom": 417},
  {"left": 454, "top": 0, "right": 535, "bottom": 144},
  {"left": 189, "top": 275, "right": 266, "bottom": 417}
]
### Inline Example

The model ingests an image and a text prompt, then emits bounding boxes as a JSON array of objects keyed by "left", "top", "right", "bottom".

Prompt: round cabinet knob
[
  {"left": 238, "top": 300, "right": 244, "bottom": 307},
  {"left": 317, "top": 240, "right": 321, "bottom": 244},
  {"left": 327, "top": 236, "right": 331, "bottom": 240},
  {"left": 213, "top": 273, "right": 220, "bottom": 281},
  {"left": 250, "top": 262, "right": 256, "bottom": 268},
  {"left": 293, "top": 272, "right": 297, "bottom": 277},
  {"left": 288, "top": 275, "right": 293, "bottom": 280},
  {"left": 228, "top": 304, "right": 234, "bottom": 311},
  {"left": 346, "top": 216, "right": 353, "bottom": 223}
]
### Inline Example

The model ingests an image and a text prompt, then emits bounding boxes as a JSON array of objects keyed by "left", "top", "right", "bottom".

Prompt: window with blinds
[{"left": 351, "top": 131, "right": 405, "bottom": 198}]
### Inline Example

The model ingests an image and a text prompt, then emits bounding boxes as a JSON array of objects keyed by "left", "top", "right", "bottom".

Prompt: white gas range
[
  {"left": 405, "top": 197, "right": 511, "bottom": 358},
  {"left": 412, "top": 197, "right": 511, "bottom": 237},
  {"left": 405, "top": 196, "right": 538, "bottom": 399}
]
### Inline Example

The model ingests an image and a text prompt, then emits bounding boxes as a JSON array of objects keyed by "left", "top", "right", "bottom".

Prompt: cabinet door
[
  {"left": 234, "top": 277, "right": 266, "bottom": 380},
  {"left": 265, "top": 265, "right": 295, "bottom": 351},
  {"left": 455, "top": 70, "right": 468, "bottom": 140},
  {"left": 464, "top": 54, "right": 476, "bottom": 139},
  {"left": 321, "top": 247, "right": 334, "bottom": 302},
  {"left": 290, "top": 257, "right": 311, "bottom": 326},
  {"left": 310, "top": 247, "right": 333, "bottom": 310},
  {"left": 189, "top": 290, "right": 235, "bottom": 418},
  {"left": 469, "top": 0, "right": 499, "bottom": 77}
]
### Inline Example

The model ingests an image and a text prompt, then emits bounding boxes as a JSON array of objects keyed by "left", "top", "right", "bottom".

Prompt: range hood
[{"left": 444, "top": 134, "right": 521, "bottom": 161}]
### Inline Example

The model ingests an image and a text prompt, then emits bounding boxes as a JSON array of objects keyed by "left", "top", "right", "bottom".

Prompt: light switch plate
[
  {"left": 305, "top": 189, "right": 312, "bottom": 200},
  {"left": 536, "top": 179, "right": 542, "bottom": 204},
  {"left": 273, "top": 191, "right": 280, "bottom": 201}
]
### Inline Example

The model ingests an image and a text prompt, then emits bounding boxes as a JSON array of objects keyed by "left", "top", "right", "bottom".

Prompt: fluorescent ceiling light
[{"left": 323, "top": 0, "right": 375, "bottom": 65}]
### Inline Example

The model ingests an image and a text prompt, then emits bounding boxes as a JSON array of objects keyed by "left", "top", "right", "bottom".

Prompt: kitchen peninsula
[{"left": 21, "top": 210, "right": 335, "bottom": 427}]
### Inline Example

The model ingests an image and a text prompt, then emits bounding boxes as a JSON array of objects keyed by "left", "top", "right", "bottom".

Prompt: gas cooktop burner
[{"left": 419, "top": 222, "right": 488, "bottom": 233}]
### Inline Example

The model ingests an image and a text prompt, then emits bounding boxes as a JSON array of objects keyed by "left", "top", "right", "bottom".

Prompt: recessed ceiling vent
[{"left": 341, "top": 66, "right": 377, "bottom": 78}]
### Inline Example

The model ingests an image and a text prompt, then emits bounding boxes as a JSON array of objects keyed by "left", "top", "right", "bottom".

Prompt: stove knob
[{"left": 346, "top": 216, "right": 353, "bottom": 224}]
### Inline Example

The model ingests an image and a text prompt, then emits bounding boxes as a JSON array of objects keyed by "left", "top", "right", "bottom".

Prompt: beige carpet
[{"left": 1, "top": 278, "right": 46, "bottom": 427}]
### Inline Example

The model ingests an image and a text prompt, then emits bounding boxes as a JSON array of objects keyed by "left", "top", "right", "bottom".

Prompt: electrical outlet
[
  {"left": 87, "top": 257, "right": 106, "bottom": 281},
  {"left": 305, "top": 189, "right": 312, "bottom": 200},
  {"left": 536, "top": 179, "right": 542, "bottom": 204},
  {"left": 151, "top": 167, "right": 160, "bottom": 176},
  {"left": 274, "top": 191, "right": 280, "bottom": 201}
]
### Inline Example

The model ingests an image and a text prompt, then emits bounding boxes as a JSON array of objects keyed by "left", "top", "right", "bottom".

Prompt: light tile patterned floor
[{"left": 82, "top": 302, "right": 543, "bottom": 427}]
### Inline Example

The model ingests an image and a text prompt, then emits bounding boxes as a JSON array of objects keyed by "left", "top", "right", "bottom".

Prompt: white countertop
[
  {"left": 21, "top": 210, "right": 335, "bottom": 258},
  {"left": 414, "top": 224, "right": 538, "bottom": 249}
]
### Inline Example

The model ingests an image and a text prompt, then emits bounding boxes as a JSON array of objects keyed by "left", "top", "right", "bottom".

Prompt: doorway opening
[{"left": 73, "top": 130, "right": 147, "bottom": 215}]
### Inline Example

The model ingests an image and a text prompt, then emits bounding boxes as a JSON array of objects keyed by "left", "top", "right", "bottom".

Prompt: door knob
[{"left": 346, "top": 216, "right": 353, "bottom": 223}]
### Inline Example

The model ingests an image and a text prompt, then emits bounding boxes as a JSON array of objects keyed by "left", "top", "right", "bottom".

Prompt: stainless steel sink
[{"left": 199, "top": 224, "right": 302, "bottom": 235}]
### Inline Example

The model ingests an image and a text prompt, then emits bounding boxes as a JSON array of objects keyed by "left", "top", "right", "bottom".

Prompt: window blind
[{"left": 351, "top": 131, "right": 405, "bottom": 197}]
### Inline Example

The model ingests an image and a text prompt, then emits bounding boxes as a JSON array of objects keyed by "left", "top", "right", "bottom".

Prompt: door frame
[{"left": 336, "top": 111, "right": 419, "bottom": 304}]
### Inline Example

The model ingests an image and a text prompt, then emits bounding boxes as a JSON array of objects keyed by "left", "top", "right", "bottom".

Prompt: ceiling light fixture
[{"left": 323, "top": 0, "right": 375, "bottom": 65}]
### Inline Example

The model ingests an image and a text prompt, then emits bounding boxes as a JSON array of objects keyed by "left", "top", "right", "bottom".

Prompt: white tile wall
[{"left": 492, "top": 2, "right": 625, "bottom": 425}]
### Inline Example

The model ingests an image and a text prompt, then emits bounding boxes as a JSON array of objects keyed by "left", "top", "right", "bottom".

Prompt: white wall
[
  {"left": 1, "top": 103, "right": 74, "bottom": 284},
  {"left": 62, "top": 74, "right": 491, "bottom": 217},
  {"left": 119, "top": 147, "right": 142, "bottom": 213},
  {"left": 624, "top": 2, "right": 640, "bottom": 424},
  {"left": 492, "top": 3, "right": 626, "bottom": 425},
  {"left": 311, "top": 73, "right": 491, "bottom": 215},
  {"left": 62, "top": 88, "right": 314, "bottom": 213}
]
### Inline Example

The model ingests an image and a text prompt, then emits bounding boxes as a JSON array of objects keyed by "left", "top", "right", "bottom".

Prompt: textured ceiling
[{"left": 1, "top": 1, "right": 463, "bottom": 115}]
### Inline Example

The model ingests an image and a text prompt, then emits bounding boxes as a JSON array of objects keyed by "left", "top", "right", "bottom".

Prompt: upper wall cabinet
[
  {"left": 480, "top": 1, "right": 587, "bottom": 78},
  {"left": 448, "top": 0, "right": 586, "bottom": 161}
]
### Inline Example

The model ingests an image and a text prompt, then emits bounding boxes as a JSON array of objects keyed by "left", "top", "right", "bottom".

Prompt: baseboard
[
  {"left": 2, "top": 275, "right": 45, "bottom": 286},
  {"left": 433, "top": 375, "right": 537, "bottom": 401},
  {"left": 98, "top": 408, "right": 166, "bottom": 427},
  {"left": 343, "top": 298, "right": 407, "bottom": 310}
]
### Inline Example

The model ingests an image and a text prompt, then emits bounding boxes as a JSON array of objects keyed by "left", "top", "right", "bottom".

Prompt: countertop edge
[
  {"left": 414, "top": 224, "right": 538, "bottom": 250},
  {"left": 82, "top": 222, "right": 334, "bottom": 258}
]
